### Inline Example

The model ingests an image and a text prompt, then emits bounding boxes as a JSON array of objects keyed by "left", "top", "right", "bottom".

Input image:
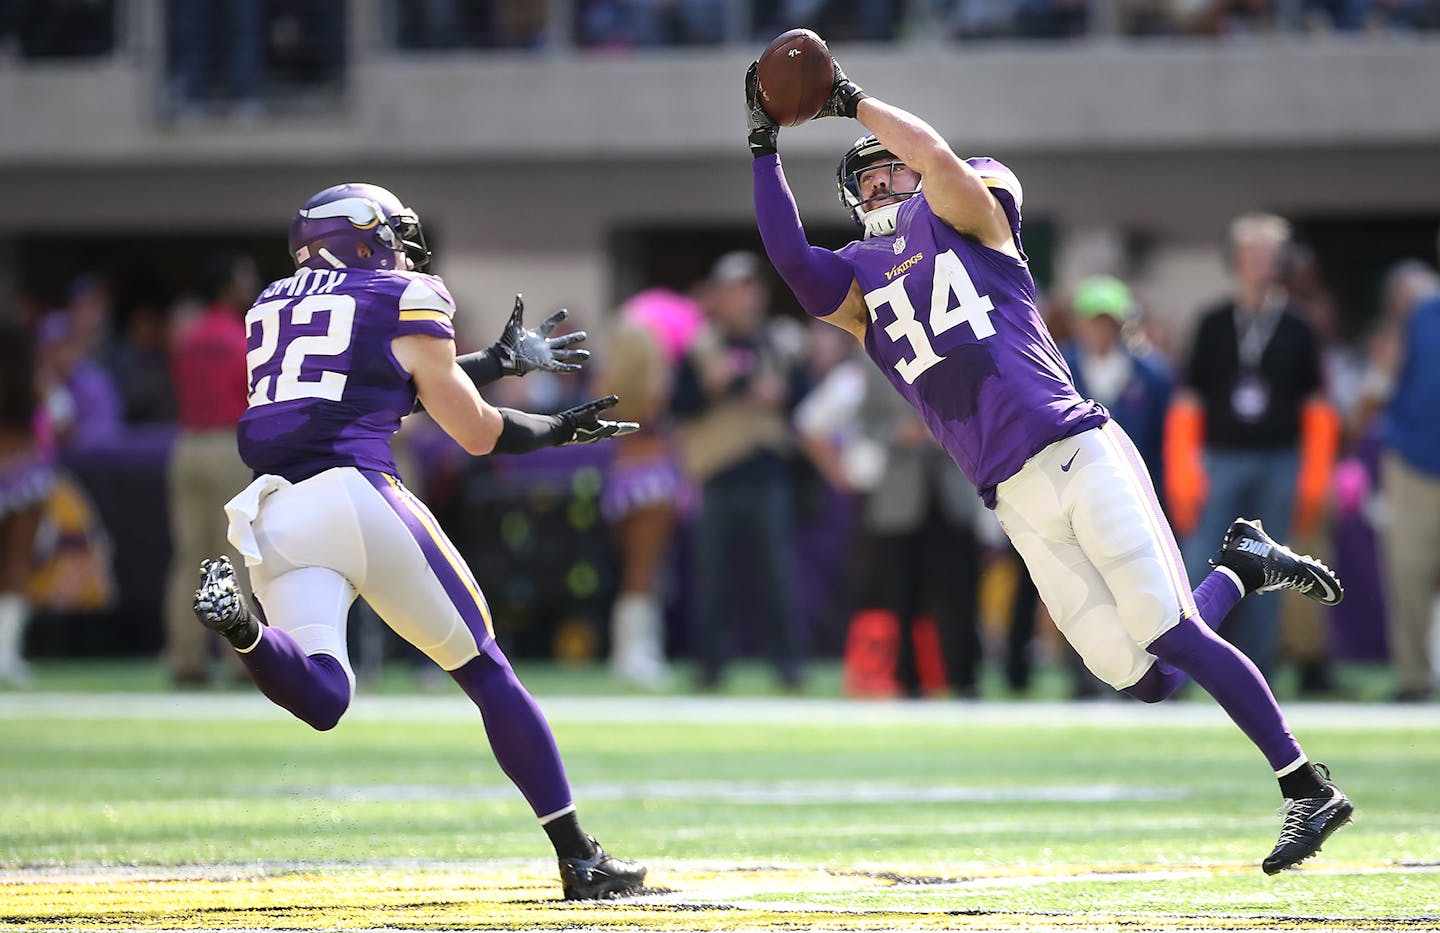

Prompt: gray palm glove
[
  {"left": 496, "top": 294, "right": 590, "bottom": 376},
  {"left": 745, "top": 61, "right": 779, "bottom": 158},
  {"left": 813, "top": 58, "right": 867, "bottom": 120}
]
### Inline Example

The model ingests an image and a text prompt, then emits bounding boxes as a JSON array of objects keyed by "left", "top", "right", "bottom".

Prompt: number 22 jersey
[
  {"left": 237, "top": 267, "right": 457, "bottom": 483},
  {"left": 834, "top": 160, "right": 1107, "bottom": 507}
]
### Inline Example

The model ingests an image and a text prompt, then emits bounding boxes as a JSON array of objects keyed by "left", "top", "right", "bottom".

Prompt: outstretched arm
[
  {"left": 815, "top": 57, "right": 1016, "bottom": 255},
  {"left": 746, "top": 63, "right": 866, "bottom": 338},
  {"left": 394, "top": 334, "right": 636, "bottom": 456},
  {"left": 853, "top": 99, "right": 1013, "bottom": 254}
]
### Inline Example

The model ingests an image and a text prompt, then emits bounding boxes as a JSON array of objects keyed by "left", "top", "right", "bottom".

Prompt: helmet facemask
[{"left": 836, "top": 136, "right": 921, "bottom": 239}]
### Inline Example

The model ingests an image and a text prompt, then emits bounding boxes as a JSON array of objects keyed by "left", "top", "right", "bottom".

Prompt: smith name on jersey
[
  {"left": 834, "top": 159, "right": 1107, "bottom": 506},
  {"left": 238, "top": 267, "right": 456, "bottom": 483}
]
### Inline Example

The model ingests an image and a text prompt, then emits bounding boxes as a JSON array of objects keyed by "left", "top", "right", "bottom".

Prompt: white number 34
[
  {"left": 863, "top": 249, "right": 995, "bottom": 385},
  {"left": 245, "top": 294, "right": 356, "bottom": 406}
]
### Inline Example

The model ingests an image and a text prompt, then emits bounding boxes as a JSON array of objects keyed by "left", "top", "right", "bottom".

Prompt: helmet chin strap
[
  {"left": 862, "top": 201, "right": 903, "bottom": 239},
  {"left": 317, "top": 247, "right": 346, "bottom": 269}
]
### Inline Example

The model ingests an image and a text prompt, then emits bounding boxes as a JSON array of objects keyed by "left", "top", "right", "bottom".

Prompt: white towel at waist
[{"left": 224, "top": 474, "right": 291, "bottom": 568}]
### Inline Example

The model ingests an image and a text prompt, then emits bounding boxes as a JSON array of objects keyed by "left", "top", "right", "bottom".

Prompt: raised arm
[
  {"left": 813, "top": 57, "right": 1016, "bottom": 256},
  {"left": 853, "top": 101, "right": 1014, "bottom": 255},
  {"left": 746, "top": 63, "right": 868, "bottom": 339}
]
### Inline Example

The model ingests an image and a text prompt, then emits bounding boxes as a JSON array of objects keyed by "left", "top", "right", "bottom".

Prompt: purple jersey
[
  {"left": 836, "top": 161, "right": 1107, "bottom": 506},
  {"left": 237, "top": 267, "right": 456, "bottom": 483}
]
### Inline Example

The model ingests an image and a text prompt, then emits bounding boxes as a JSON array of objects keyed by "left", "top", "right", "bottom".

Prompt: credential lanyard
[{"left": 1235, "top": 288, "right": 1285, "bottom": 374}]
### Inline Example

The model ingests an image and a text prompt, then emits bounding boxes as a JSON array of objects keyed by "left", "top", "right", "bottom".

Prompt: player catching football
[
  {"left": 746, "top": 45, "right": 1353, "bottom": 873},
  {"left": 189, "top": 183, "right": 646, "bottom": 900}
]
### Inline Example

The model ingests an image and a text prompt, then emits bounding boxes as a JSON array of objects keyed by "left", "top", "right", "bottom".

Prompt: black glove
[
  {"left": 453, "top": 294, "right": 589, "bottom": 390},
  {"left": 490, "top": 396, "right": 639, "bottom": 455},
  {"left": 745, "top": 60, "right": 779, "bottom": 158},
  {"left": 559, "top": 394, "right": 640, "bottom": 445},
  {"left": 493, "top": 293, "right": 589, "bottom": 376},
  {"left": 813, "top": 58, "right": 867, "bottom": 120}
]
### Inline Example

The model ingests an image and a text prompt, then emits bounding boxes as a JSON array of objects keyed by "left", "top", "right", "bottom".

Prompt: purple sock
[
  {"left": 449, "top": 640, "right": 573, "bottom": 819},
  {"left": 1126, "top": 570, "right": 1247, "bottom": 703},
  {"left": 1147, "top": 616, "right": 1303, "bottom": 771},
  {"left": 1193, "top": 568, "right": 1245, "bottom": 630},
  {"left": 238, "top": 627, "right": 351, "bottom": 731}
]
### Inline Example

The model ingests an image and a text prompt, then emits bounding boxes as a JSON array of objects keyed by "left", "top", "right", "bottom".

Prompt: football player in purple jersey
[
  {"left": 745, "top": 56, "right": 1353, "bottom": 873},
  {"left": 190, "top": 183, "right": 645, "bottom": 900}
]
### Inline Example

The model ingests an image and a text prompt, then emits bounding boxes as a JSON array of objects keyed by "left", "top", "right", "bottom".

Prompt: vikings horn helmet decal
[
  {"left": 836, "top": 135, "right": 921, "bottom": 239},
  {"left": 288, "top": 183, "right": 431, "bottom": 272}
]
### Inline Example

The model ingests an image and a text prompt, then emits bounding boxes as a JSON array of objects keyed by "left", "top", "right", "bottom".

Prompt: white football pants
[
  {"left": 994, "top": 421, "right": 1197, "bottom": 690},
  {"left": 225, "top": 467, "right": 493, "bottom": 687}
]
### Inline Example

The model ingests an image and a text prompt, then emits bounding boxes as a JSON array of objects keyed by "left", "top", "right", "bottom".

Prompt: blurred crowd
[
  {"left": 1, "top": 210, "right": 1438, "bottom": 707},
  {"left": 2, "top": 1, "right": 1436, "bottom": 82}
]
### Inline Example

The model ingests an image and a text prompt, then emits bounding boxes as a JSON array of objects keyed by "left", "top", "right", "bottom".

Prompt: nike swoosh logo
[
  {"left": 1060, "top": 451, "right": 1079, "bottom": 472},
  {"left": 1310, "top": 574, "right": 1337, "bottom": 605},
  {"left": 1310, "top": 790, "right": 1344, "bottom": 822}
]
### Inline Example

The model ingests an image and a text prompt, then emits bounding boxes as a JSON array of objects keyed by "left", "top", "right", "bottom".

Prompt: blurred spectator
[
  {"left": 1168, "top": 213, "right": 1330, "bottom": 678},
  {"left": 392, "top": 0, "right": 547, "bottom": 49},
  {"left": 167, "top": 0, "right": 345, "bottom": 119},
  {"left": 1358, "top": 256, "right": 1440, "bottom": 702},
  {"left": 109, "top": 302, "right": 177, "bottom": 425},
  {"left": 1062, "top": 275, "right": 1174, "bottom": 499},
  {"left": 268, "top": 0, "right": 347, "bottom": 90},
  {"left": 579, "top": 0, "right": 728, "bottom": 47},
  {"left": 671, "top": 251, "right": 809, "bottom": 689},
  {"left": 851, "top": 364, "right": 984, "bottom": 698},
  {"left": 1304, "top": 0, "right": 1440, "bottom": 30},
  {"left": 35, "top": 311, "right": 123, "bottom": 446},
  {"left": 3, "top": 0, "right": 116, "bottom": 59},
  {"left": 1016, "top": 273, "right": 1175, "bottom": 698},
  {"left": 1277, "top": 244, "right": 1347, "bottom": 696},
  {"left": 0, "top": 318, "right": 53, "bottom": 684},
  {"left": 1015, "top": 0, "right": 1090, "bottom": 37},
  {"left": 596, "top": 288, "right": 703, "bottom": 688},
  {"left": 65, "top": 273, "right": 118, "bottom": 369},
  {"left": 167, "top": 0, "right": 266, "bottom": 118},
  {"left": 162, "top": 253, "right": 257, "bottom": 687},
  {"left": 753, "top": 1, "right": 902, "bottom": 41}
]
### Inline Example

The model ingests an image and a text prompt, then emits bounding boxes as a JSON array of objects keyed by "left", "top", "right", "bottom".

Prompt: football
[{"left": 755, "top": 28, "right": 834, "bottom": 127}]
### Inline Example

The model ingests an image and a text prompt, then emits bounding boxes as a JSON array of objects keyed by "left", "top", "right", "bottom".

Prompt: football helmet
[
  {"left": 836, "top": 135, "right": 920, "bottom": 239},
  {"left": 288, "top": 183, "right": 431, "bottom": 272}
]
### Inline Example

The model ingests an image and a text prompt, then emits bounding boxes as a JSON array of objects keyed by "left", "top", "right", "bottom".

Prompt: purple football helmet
[{"left": 288, "top": 183, "right": 431, "bottom": 272}]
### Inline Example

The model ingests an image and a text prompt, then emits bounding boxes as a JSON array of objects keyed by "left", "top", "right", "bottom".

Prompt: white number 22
[
  {"left": 245, "top": 294, "right": 356, "bottom": 406},
  {"left": 863, "top": 249, "right": 995, "bottom": 384}
]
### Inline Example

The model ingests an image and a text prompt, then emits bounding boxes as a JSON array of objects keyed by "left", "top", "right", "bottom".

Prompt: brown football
[{"left": 755, "top": 29, "right": 834, "bottom": 128}]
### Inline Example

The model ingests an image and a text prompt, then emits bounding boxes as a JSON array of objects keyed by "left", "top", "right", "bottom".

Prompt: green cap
[{"left": 1072, "top": 275, "right": 1134, "bottom": 321}]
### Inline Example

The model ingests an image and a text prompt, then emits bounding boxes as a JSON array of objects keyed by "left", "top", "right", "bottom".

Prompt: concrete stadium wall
[{"left": 3, "top": 37, "right": 1440, "bottom": 333}]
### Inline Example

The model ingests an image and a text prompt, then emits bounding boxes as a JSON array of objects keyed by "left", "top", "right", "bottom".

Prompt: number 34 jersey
[
  {"left": 237, "top": 267, "right": 457, "bottom": 484},
  {"left": 835, "top": 165, "right": 1107, "bottom": 507}
]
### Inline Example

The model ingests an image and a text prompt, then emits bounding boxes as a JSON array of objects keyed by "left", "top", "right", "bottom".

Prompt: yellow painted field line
[{"left": 2, "top": 863, "right": 1434, "bottom": 932}]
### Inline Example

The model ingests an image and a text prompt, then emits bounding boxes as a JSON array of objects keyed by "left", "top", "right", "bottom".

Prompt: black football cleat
[
  {"left": 193, "top": 556, "right": 261, "bottom": 649},
  {"left": 1263, "top": 763, "right": 1354, "bottom": 874},
  {"left": 1214, "top": 518, "right": 1344, "bottom": 606},
  {"left": 559, "top": 837, "right": 646, "bottom": 900}
]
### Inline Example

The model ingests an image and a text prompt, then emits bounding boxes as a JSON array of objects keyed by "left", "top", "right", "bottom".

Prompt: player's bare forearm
[
  {"left": 854, "top": 98, "right": 1011, "bottom": 248},
  {"left": 854, "top": 98, "right": 958, "bottom": 177},
  {"left": 393, "top": 334, "right": 504, "bottom": 455}
]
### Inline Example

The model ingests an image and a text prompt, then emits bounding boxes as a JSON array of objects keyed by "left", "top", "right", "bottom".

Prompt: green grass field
[{"left": 2, "top": 662, "right": 1438, "bottom": 931}]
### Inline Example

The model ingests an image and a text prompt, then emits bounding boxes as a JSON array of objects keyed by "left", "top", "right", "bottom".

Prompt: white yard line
[{"left": 3, "top": 692, "right": 1438, "bottom": 729}]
